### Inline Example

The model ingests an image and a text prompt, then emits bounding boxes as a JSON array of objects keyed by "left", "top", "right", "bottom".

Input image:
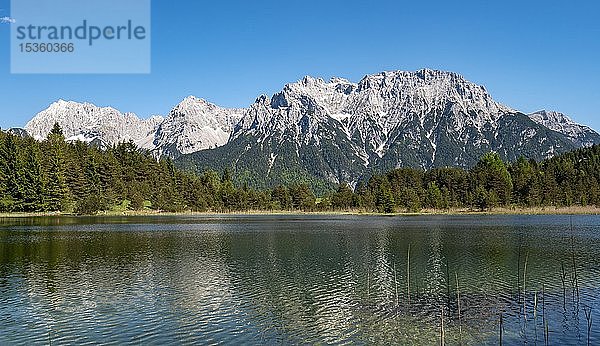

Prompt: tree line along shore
[{"left": 1, "top": 124, "right": 600, "bottom": 215}]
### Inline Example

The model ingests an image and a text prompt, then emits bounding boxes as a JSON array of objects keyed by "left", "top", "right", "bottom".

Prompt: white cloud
[{"left": 0, "top": 16, "right": 16, "bottom": 24}]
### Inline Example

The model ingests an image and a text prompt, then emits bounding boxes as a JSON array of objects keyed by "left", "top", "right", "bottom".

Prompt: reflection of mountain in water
[{"left": 1, "top": 215, "right": 599, "bottom": 344}]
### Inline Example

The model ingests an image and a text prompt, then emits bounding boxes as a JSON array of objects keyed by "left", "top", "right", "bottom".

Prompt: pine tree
[
  {"left": 272, "top": 185, "right": 291, "bottom": 210},
  {"left": 471, "top": 152, "right": 513, "bottom": 207},
  {"left": 510, "top": 156, "right": 539, "bottom": 206},
  {"left": 289, "top": 183, "right": 316, "bottom": 211},
  {"left": 220, "top": 168, "right": 236, "bottom": 211},
  {"left": 50, "top": 122, "right": 63, "bottom": 137},
  {"left": 44, "top": 136, "right": 68, "bottom": 211},
  {"left": 74, "top": 151, "right": 108, "bottom": 215},
  {"left": 474, "top": 185, "right": 489, "bottom": 211},
  {"left": 20, "top": 143, "right": 45, "bottom": 212},
  {"left": 0, "top": 134, "right": 23, "bottom": 211},
  {"left": 332, "top": 183, "right": 355, "bottom": 210},
  {"left": 425, "top": 182, "right": 442, "bottom": 209}
]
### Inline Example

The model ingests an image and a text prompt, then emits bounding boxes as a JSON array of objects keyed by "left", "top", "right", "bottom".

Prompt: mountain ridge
[
  {"left": 21, "top": 69, "right": 600, "bottom": 189},
  {"left": 528, "top": 109, "right": 600, "bottom": 147}
]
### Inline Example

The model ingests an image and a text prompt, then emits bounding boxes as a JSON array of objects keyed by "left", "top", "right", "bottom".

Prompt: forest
[{"left": 1, "top": 124, "right": 600, "bottom": 214}]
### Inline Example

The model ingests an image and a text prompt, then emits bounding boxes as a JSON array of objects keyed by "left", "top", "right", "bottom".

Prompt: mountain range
[{"left": 21, "top": 69, "right": 600, "bottom": 189}]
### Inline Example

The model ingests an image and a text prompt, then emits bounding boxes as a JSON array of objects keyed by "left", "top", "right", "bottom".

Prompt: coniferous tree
[
  {"left": 471, "top": 152, "right": 513, "bottom": 207},
  {"left": 44, "top": 139, "right": 68, "bottom": 211},
  {"left": 510, "top": 157, "right": 539, "bottom": 206},
  {"left": 219, "top": 168, "right": 236, "bottom": 211},
  {"left": 0, "top": 134, "right": 22, "bottom": 211},
  {"left": 2, "top": 123, "right": 600, "bottom": 215},
  {"left": 74, "top": 151, "right": 108, "bottom": 215},
  {"left": 369, "top": 175, "right": 395, "bottom": 213},
  {"left": 332, "top": 183, "right": 355, "bottom": 210},
  {"left": 272, "top": 185, "right": 291, "bottom": 210},
  {"left": 289, "top": 183, "right": 316, "bottom": 211},
  {"left": 20, "top": 142, "right": 45, "bottom": 212},
  {"left": 50, "top": 122, "right": 63, "bottom": 137},
  {"left": 425, "top": 182, "right": 443, "bottom": 209}
]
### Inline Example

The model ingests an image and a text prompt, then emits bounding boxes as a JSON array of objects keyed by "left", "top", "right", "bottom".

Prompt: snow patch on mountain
[
  {"left": 231, "top": 69, "right": 525, "bottom": 169},
  {"left": 22, "top": 70, "right": 600, "bottom": 177},
  {"left": 152, "top": 96, "right": 244, "bottom": 158},
  {"left": 25, "top": 100, "right": 163, "bottom": 148},
  {"left": 529, "top": 110, "right": 600, "bottom": 147}
]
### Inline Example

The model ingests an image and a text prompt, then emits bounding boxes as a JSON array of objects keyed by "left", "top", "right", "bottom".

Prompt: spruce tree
[
  {"left": 0, "top": 134, "right": 23, "bottom": 211},
  {"left": 471, "top": 152, "right": 513, "bottom": 207},
  {"left": 44, "top": 137, "right": 68, "bottom": 211},
  {"left": 20, "top": 143, "right": 45, "bottom": 212}
]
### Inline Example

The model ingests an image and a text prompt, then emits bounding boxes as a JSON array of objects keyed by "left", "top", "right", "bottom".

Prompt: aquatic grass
[
  {"left": 523, "top": 252, "right": 529, "bottom": 320},
  {"left": 407, "top": 244, "right": 411, "bottom": 306},
  {"left": 455, "top": 272, "right": 462, "bottom": 345},
  {"left": 584, "top": 305, "right": 592, "bottom": 346},
  {"left": 571, "top": 236, "right": 580, "bottom": 306},
  {"left": 534, "top": 289, "right": 538, "bottom": 343},
  {"left": 394, "top": 262, "right": 399, "bottom": 308},
  {"left": 369, "top": 219, "right": 586, "bottom": 344},
  {"left": 569, "top": 217, "right": 581, "bottom": 307},
  {"left": 533, "top": 290, "right": 538, "bottom": 320},
  {"left": 561, "top": 261, "right": 567, "bottom": 311},
  {"left": 367, "top": 267, "right": 370, "bottom": 300},
  {"left": 517, "top": 243, "right": 521, "bottom": 304},
  {"left": 542, "top": 283, "right": 548, "bottom": 345},
  {"left": 440, "top": 306, "right": 445, "bottom": 346},
  {"left": 445, "top": 258, "right": 451, "bottom": 308},
  {"left": 544, "top": 320, "right": 549, "bottom": 346},
  {"left": 499, "top": 312, "right": 504, "bottom": 345}
]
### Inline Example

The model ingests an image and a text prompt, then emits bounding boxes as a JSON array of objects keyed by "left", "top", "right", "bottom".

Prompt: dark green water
[{"left": 0, "top": 215, "right": 599, "bottom": 345}]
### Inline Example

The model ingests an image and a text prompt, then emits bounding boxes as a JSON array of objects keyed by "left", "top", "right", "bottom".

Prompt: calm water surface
[{"left": 1, "top": 215, "right": 599, "bottom": 345}]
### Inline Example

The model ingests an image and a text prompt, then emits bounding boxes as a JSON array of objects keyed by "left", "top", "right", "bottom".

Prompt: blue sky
[{"left": 1, "top": 0, "right": 599, "bottom": 130}]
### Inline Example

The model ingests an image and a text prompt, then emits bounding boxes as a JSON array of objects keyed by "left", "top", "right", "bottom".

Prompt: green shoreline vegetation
[
  {"left": 1, "top": 123, "right": 600, "bottom": 216},
  {"left": 2, "top": 205, "right": 600, "bottom": 219}
]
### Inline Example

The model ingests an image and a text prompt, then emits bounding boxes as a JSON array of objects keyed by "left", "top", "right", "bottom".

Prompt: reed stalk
[
  {"left": 367, "top": 267, "right": 370, "bottom": 299},
  {"left": 569, "top": 218, "right": 580, "bottom": 305},
  {"left": 571, "top": 236, "right": 580, "bottom": 305},
  {"left": 517, "top": 244, "right": 522, "bottom": 304},
  {"left": 561, "top": 261, "right": 567, "bottom": 311},
  {"left": 544, "top": 319, "right": 549, "bottom": 346},
  {"left": 534, "top": 290, "right": 538, "bottom": 342},
  {"left": 445, "top": 258, "right": 451, "bottom": 306},
  {"left": 407, "top": 244, "right": 411, "bottom": 305},
  {"left": 542, "top": 283, "right": 548, "bottom": 345},
  {"left": 499, "top": 312, "right": 503, "bottom": 346},
  {"left": 440, "top": 306, "right": 445, "bottom": 346},
  {"left": 456, "top": 272, "right": 462, "bottom": 345},
  {"left": 394, "top": 262, "right": 399, "bottom": 307},
  {"left": 534, "top": 290, "right": 538, "bottom": 321},
  {"left": 523, "top": 252, "right": 529, "bottom": 320},
  {"left": 584, "top": 306, "right": 592, "bottom": 346}
]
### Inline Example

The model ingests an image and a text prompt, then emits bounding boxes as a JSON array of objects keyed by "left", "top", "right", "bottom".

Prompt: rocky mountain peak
[
  {"left": 24, "top": 100, "right": 162, "bottom": 149},
  {"left": 529, "top": 110, "right": 600, "bottom": 147},
  {"left": 152, "top": 96, "right": 245, "bottom": 158},
  {"left": 21, "top": 69, "right": 600, "bottom": 188}
]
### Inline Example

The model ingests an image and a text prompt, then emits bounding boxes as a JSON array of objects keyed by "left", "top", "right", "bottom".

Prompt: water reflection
[{"left": 0, "top": 215, "right": 599, "bottom": 344}]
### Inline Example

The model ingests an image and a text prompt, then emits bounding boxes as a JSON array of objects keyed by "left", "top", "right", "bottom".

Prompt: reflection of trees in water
[
  {"left": 424, "top": 226, "right": 445, "bottom": 302},
  {"left": 225, "top": 226, "right": 600, "bottom": 344},
  {"left": 1, "top": 228, "right": 246, "bottom": 343},
  {"left": 1, "top": 218, "right": 600, "bottom": 344},
  {"left": 217, "top": 231, "right": 371, "bottom": 343}
]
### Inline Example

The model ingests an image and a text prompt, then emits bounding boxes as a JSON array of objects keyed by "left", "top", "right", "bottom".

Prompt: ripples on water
[{"left": 0, "top": 215, "right": 599, "bottom": 345}]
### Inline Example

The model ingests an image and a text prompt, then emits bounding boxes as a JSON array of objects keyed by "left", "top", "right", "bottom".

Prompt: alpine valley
[{"left": 22, "top": 69, "right": 600, "bottom": 190}]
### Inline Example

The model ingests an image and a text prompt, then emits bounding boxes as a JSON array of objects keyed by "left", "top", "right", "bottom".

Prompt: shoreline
[{"left": 1, "top": 206, "right": 600, "bottom": 218}]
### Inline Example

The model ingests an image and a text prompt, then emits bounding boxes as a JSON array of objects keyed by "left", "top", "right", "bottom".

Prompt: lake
[{"left": 0, "top": 215, "right": 599, "bottom": 345}]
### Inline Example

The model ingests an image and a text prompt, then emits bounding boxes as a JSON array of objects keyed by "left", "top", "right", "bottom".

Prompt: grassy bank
[{"left": 1, "top": 205, "right": 600, "bottom": 218}]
